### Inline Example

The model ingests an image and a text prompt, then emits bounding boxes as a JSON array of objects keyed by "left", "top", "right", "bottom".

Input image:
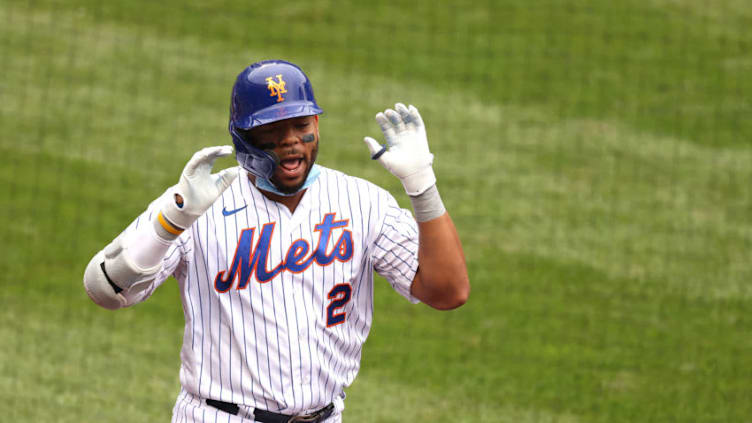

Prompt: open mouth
[{"left": 278, "top": 158, "right": 304, "bottom": 177}]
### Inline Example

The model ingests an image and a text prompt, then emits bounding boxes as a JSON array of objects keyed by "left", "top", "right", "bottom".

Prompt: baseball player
[{"left": 83, "top": 60, "right": 469, "bottom": 422}]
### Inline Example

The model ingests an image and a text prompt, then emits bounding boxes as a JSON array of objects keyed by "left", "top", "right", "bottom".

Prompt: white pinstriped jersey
[{"left": 119, "top": 165, "right": 420, "bottom": 421}]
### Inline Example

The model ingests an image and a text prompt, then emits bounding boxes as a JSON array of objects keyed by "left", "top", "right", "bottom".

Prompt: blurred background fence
[{"left": 1, "top": 1, "right": 750, "bottom": 421}]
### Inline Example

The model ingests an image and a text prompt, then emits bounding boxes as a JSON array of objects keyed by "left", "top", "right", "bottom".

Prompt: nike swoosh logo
[{"left": 222, "top": 205, "right": 247, "bottom": 216}]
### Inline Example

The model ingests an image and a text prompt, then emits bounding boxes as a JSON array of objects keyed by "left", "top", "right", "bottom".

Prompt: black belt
[{"left": 205, "top": 399, "right": 334, "bottom": 423}]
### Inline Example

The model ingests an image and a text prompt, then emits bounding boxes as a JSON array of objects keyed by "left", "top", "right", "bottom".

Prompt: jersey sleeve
[
  {"left": 370, "top": 192, "right": 421, "bottom": 304},
  {"left": 117, "top": 189, "right": 190, "bottom": 307}
]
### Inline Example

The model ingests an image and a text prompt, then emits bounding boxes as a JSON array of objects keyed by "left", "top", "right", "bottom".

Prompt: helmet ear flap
[
  {"left": 233, "top": 127, "right": 255, "bottom": 146},
  {"left": 229, "top": 124, "right": 278, "bottom": 179}
]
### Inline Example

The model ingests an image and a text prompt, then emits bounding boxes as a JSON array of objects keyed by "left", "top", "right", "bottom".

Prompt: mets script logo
[
  {"left": 265, "top": 74, "right": 287, "bottom": 102},
  {"left": 214, "top": 213, "right": 354, "bottom": 292}
]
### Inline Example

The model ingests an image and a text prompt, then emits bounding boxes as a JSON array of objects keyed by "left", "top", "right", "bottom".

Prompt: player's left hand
[{"left": 363, "top": 103, "right": 436, "bottom": 196}]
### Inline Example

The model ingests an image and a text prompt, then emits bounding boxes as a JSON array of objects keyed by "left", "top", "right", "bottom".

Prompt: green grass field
[{"left": 1, "top": 0, "right": 750, "bottom": 421}]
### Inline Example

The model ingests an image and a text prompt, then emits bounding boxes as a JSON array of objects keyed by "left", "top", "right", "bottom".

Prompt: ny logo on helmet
[{"left": 265, "top": 74, "right": 287, "bottom": 103}]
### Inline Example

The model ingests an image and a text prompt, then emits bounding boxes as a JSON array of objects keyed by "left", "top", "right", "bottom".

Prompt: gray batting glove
[
  {"left": 364, "top": 103, "right": 437, "bottom": 196},
  {"left": 160, "top": 146, "right": 238, "bottom": 235}
]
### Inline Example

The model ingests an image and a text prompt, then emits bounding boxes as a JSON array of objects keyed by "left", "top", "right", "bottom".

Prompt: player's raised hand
[
  {"left": 161, "top": 146, "right": 238, "bottom": 232},
  {"left": 363, "top": 103, "right": 436, "bottom": 196}
]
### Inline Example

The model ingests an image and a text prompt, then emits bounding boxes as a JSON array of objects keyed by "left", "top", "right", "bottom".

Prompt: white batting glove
[
  {"left": 364, "top": 103, "right": 437, "bottom": 196},
  {"left": 159, "top": 146, "right": 238, "bottom": 235}
]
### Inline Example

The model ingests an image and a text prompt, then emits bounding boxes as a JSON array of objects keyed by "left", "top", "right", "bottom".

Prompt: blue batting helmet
[{"left": 229, "top": 60, "right": 324, "bottom": 179}]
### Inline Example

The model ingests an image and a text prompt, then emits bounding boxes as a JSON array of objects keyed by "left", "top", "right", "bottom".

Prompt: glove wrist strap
[
  {"left": 409, "top": 184, "right": 446, "bottom": 222},
  {"left": 401, "top": 166, "right": 437, "bottom": 196}
]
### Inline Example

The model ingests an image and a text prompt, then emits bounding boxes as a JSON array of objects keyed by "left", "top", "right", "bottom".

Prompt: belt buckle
[
  {"left": 287, "top": 403, "right": 334, "bottom": 423},
  {"left": 286, "top": 403, "right": 333, "bottom": 423},
  {"left": 286, "top": 413, "right": 319, "bottom": 423}
]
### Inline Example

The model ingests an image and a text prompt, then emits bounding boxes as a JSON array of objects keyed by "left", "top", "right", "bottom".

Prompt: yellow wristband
[{"left": 157, "top": 211, "right": 184, "bottom": 236}]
